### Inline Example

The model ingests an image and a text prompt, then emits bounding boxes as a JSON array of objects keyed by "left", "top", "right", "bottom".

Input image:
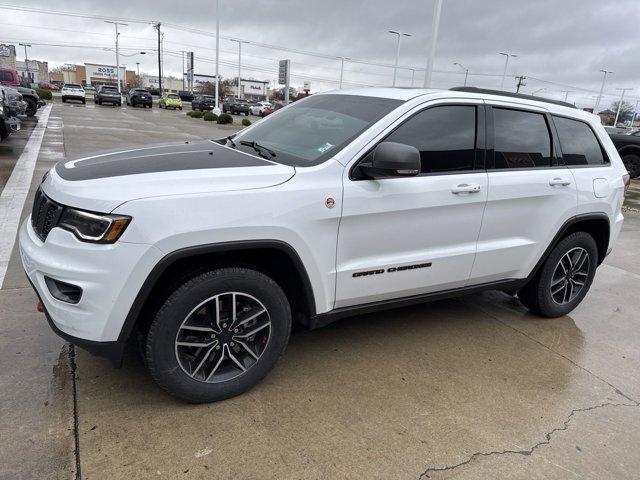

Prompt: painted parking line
[{"left": 0, "top": 105, "right": 52, "bottom": 288}]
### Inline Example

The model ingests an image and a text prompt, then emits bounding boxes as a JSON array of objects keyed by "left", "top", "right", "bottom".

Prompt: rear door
[
  {"left": 335, "top": 101, "right": 488, "bottom": 308},
  {"left": 470, "top": 102, "right": 578, "bottom": 283}
]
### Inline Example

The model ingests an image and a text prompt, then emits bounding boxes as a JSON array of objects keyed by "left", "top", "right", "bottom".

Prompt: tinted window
[
  {"left": 383, "top": 105, "right": 477, "bottom": 173},
  {"left": 553, "top": 116, "right": 607, "bottom": 165},
  {"left": 493, "top": 108, "right": 552, "bottom": 168},
  {"left": 233, "top": 94, "right": 403, "bottom": 167},
  {"left": 0, "top": 71, "right": 13, "bottom": 81}
]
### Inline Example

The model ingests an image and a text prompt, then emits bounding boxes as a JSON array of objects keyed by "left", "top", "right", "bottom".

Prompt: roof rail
[{"left": 449, "top": 86, "right": 576, "bottom": 109}]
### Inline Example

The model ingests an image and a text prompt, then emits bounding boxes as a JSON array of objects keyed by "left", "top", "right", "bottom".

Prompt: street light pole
[
  {"left": 338, "top": 56, "right": 349, "bottom": 89},
  {"left": 499, "top": 52, "right": 517, "bottom": 90},
  {"left": 388, "top": 30, "right": 412, "bottom": 86},
  {"left": 231, "top": 40, "right": 243, "bottom": 98},
  {"left": 594, "top": 69, "right": 613, "bottom": 114},
  {"left": 214, "top": 0, "right": 221, "bottom": 115},
  {"left": 136, "top": 62, "right": 140, "bottom": 76},
  {"left": 614, "top": 88, "right": 633, "bottom": 126},
  {"left": 423, "top": 0, "right": 443, "bottom": 88},
  {"left": 105, "top": 21, "right": 127, "bottom": 94},
  {"left": 19, "top": 43, "right": 31, "bottom": 84},
  {"left": 453, "top": 62, "right": 469, "bottom": 86},
  {"left": 630, "top": 100, "right": 639, "bottom": 128}
]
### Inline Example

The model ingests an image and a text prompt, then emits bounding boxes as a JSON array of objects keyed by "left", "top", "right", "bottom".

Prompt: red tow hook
[{"left": 36, "top": 301, "right": 44, "bottom": 313}]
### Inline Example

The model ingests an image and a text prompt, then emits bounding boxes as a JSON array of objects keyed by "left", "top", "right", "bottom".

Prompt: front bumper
[{"left": 19, "top": 218, "right": 163, "bottom": 359}]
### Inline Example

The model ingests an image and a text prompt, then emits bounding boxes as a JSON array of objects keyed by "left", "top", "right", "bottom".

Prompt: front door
[{"left": 335, "top": 102, "right": 488, "bottom": 308}]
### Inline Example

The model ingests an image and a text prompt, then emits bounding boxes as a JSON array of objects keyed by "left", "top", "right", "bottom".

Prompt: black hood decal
[{"left": 55, "top": 140, "right": 272, "bottom": 181}]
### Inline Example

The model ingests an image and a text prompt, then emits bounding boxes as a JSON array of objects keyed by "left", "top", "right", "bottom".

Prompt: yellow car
[{"left": 159, "top": 93, "right": 183, "bottom": 110}]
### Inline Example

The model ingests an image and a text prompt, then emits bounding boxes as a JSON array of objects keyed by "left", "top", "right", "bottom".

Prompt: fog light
[{"left": 44, "top": 276, "right": 82, "bottom": 304}]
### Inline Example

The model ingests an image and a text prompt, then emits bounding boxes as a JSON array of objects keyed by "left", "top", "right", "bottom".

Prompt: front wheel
[
  {"left": 622, "top": 154, "right": 640, "bottom": 179},
  {"left": 518, "top": 232, "right": 598, "bottom": 317},
  {"left": 145, "top": 267, "right": 292, "bottom": 403}
]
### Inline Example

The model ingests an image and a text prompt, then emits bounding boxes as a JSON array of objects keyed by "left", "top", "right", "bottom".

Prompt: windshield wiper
[
  {"left": 226, "top": 135, "right": 237, "bottom": 148},
  {"left": 240, "top": 140, "right": 277, "bottom": 160}
]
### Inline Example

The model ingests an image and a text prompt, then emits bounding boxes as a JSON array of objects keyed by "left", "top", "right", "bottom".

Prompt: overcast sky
[{"left": 2, "top": 0, "right": 639, "bottom": 109}]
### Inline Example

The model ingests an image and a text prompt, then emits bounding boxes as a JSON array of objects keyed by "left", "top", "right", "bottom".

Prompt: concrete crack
[
  {"left": 418, "top": 400, "right": 639, "bottom": 479},
  {"left": 68, "top": 344, "right": 82, "bottom": 480}
]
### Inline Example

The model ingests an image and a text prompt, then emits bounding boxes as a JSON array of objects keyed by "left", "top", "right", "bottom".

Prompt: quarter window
[
  {"left": 553, "top": 116, "right": 607, "bottom": 165},
  {"left": 384, "top": 105, "right": 477, "bottom": 173},
  {"left": 493, "top": 108, "right": 552, "bottom": 168}
]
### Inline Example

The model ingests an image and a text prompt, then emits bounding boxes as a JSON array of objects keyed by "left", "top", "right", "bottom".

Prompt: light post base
[{"left": 212, "top": 107, "right": 221, "bottom": 116}]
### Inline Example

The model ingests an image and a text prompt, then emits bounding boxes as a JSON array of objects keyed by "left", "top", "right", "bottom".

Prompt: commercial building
[
  {"left": 0, "top": 43, "right": 49, "bottom": 85},
  {"left": 49, "top": 63, "right": 135, "bottom": 89}
]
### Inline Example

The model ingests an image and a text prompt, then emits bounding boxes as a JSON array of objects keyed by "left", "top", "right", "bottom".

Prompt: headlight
[{"left": 58, "top": 208, "right": 131, "bottom": 243}]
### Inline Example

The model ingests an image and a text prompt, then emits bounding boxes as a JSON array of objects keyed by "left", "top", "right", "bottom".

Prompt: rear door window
[
  {"left": 553, "top": 116, "right": 608, "bottom": 165},
  {"left": 492, "top": 108, "right": 552, "bottom": 169}
]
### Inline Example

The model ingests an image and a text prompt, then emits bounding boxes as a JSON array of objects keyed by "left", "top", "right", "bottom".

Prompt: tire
[
  {"left": 179, "top": 107, "right": 182, "bottom": 110},
  {"left": 245, "top": 111, "right": 249, "bottom": 116},
  {"left": 81, "top": 99, "right": 86, "bottom": 104},
  {"left": 62, "top": 97, "right": 66, "bottom": 103},
  {"left": 98, "top": 100, "right": 102, "bottom": 105},
  {"left": 518, "top": 232, "right": 598, "bottom": 317},
  {"left": 145, "top": 267, "right": 292, "bottom": 403},
  {"left": 622, "top": 154, "right": 640, "bottom": 179}
]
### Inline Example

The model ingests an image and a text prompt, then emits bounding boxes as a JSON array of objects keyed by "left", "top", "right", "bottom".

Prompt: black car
[
  {"left": 178, "top": 90, "right": 194, "bottom": 102},
  {"left": 223, "top": 97, "right": 250, "bottom": 116},
  {"left": 94, "top": 85, "right": 122, "bottom": 106},
  {"left": 608, "top": 130, "right": 640, "bottom": 178},
  {"left": 191, "top": 95, "right": 216, "bottom": 111},
  {"left": 126, "top": 88, "right": 153, "bottom": 108}
]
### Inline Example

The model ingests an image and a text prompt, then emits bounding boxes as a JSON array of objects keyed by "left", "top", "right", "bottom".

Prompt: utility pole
[
  {"left": 594, "top": 69, "right": 612, "bottom": 114},
  {"left": 105, "top": 21, "right": 127, "bottom": 94},
  {"left": 499, "top": 52, "right": 517, "bottom": 90},
  {"left": 614, "top": 87, "right": 633, "bottom": 126},
  {"left": 454, "top": 62, "right": 469, "bottom": 86},
  {"left": 213, "top": 0, "right": 221, "bottom": 115},
  {"left": 154, "top": 23, "right": 162, "bottom": 94},
  {"left": 410, "top": 68, "right": 415, "bottom": 87},
  {"left": 19, "top": 43, "right": 31, "bottom": 84},
  {"left": 181, "top": 51, "right": 185, "bottom": 90},
  {"left": 338, "top": 56, "right": 346, "bottom": 89},
  {"left": 515, "top": 75, "right": 526, "bottom": 93},
  {"left": 423, "top": 0, "right": 443, "bottom": 88},
  {"left": 231, "top": 40, "right": 243, "bottom": 98},
  {"left": 388, "top": 30, "right": 412, "bottom": 86},
  {"left": 561, "top": 90, "right": 572, "bottom": 102}
]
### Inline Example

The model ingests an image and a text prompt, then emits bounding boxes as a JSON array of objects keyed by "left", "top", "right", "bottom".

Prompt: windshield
[{"left": 231, "top": 94, "right": 402, "bottom": 166}]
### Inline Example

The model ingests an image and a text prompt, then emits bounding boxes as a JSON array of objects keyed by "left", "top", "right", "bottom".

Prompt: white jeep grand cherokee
[{"left": 20, "top": 87, "right": 629, "bottom": 403}]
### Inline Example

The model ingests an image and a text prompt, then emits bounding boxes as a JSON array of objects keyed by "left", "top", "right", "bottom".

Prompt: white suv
[
  {"left": 60, "top": 83, "right": 86, "bottom": 104},
  {"left": 20, "top": 87, "right": 629, "bottom": 403}
]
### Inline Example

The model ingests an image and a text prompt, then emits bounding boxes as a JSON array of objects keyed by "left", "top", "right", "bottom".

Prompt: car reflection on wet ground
[{"left": 1, "top": 102, "right": 639, "bottom": 479}]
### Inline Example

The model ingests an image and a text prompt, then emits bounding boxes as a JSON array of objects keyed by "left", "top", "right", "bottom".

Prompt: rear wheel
[
  {"left": 518, "top": 232, "right": 598, "bottom": 317},
  {"left": 622, "top": 154, "right": 640, "bottom": 179},
  {"left": 145, "top": 267, "right": 291, "bottom": 403}
]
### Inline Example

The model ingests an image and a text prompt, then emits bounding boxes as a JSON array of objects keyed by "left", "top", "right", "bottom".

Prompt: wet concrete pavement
[{"left": 1, "top": 101, "right": 639, "bottom": 479}]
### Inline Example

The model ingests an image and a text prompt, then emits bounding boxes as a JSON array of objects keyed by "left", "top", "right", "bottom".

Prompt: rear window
[
  {"left": 65, "top": 83, "right": 82, "bottom": 89},
  {"left": 553, "top": 116, "right": 608, "bottom": 166},
  {"left": 493, "top": 108, "right": 552, "bottom": 169},
  {"left": 102, "top": 87, "right": 118, "bottom": 92},
  {"left": 168, "top": 94, "right": 179, "bottom": 99}
]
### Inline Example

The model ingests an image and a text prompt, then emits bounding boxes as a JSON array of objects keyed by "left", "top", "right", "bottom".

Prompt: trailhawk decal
[
  {"left": 352, "top": 262, "right": 432, "bottom": 278},
  {"left": 55, "top": 141, "right": 273, "bottom": 181}
]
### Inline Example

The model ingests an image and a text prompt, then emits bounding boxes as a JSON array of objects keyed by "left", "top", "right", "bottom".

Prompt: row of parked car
[
  {"left": 0, "top": 67, "right": 47, "bottom": 142},
  {"left": 191, "top": 96, "right": 281, "bottom": 117}
]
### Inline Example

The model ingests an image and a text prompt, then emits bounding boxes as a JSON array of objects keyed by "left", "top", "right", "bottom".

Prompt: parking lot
[{"left": 1, "top": 102, "right": 640, "bottom": 479}]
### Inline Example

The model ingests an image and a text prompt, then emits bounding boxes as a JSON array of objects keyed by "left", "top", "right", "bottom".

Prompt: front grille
[{"left": 31, "top": 188, "right": 64, "bottom": 241}]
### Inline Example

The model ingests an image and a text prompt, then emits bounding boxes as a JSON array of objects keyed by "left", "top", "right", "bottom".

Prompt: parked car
[
  {"left": 191, "top": 95, "right": 216, "bottom": 111},
  {"left": 84, "top": 85, "right": 96, "bottom": 93},
  {"left": 0, "top": 88, "right": 20, "bottom": 141},
  {"left": 38, "top": 82, "right": 59, "bottom": 91},
  {"left": 95, "top": 85, "right": 122, "bottom": 106},
  {"left": 260, "top": 101, "right": 284, "bottom": 117},
  {"left": 178, "top": 90, "right": 194, "bottom": 102},
  {"left": 0, "top": 86, "right": 27, "bottom": 117},
  {"left": 1, "top": 67, "right": 45, "bottom": 115},
  {"left": 126, "top": 88, "right": 153, "bottom": 108},
  {"left": 249, "top": 101, "right": 273, "bottom": 116},
  {"left": 223, "top": 97, "right": 251, "bottom": 115},
  {"left": 159, "top": 93, "right": 183, "bottom": 110},
  {"left": 608, "top": 129, "right": 640, "bottom": 178},
  {"left": 20, "top": 87, "right": 629, "bottom": 403},
  {"left": 61, "top": 83, "right": 86, "bottom": 104}
]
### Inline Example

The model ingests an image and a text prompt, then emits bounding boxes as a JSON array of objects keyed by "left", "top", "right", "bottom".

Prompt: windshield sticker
[{"left": 317, "top": 142, "right": 334, "bottom": 153}]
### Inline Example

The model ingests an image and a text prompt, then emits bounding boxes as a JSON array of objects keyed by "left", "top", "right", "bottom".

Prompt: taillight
[{"left": 623, "top": 174, "right": 631, "bottom": 196}]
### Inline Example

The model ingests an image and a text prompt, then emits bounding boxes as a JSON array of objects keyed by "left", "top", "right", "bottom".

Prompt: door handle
[
  {"left": 549, "top": 177, "right": 572, "bottom": 187},
  {"left": 451, "top": 183, "right": 481, "bottom": 194}
]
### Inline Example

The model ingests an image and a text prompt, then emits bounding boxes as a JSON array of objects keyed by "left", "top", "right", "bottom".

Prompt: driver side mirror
[{"left": 355, "top": 142, "right": 421, "bottom": 179}]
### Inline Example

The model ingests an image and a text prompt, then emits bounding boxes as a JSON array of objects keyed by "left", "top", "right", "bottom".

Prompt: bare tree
[{"left": 610, "top": 100, "right": 634, "bottom": 122}]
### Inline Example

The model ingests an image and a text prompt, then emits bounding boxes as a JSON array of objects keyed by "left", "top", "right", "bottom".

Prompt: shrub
[
  {"left": 190, "top": 110, "right": 204, "bottom": 118},
  {"left": 203, "top": 111, "right": 218, "bottom": 122},
  {"left": 35, "top": 88, "right": 52, "bottom": 100},
  {"left": 241, "top": 118, "right": 252, "bottom": 127},
  {"left": 217, "top": 113, "right": 233, "bottom": 125},
  {"left": 186, "top": 111, "right": 195, "bottom": 117}
]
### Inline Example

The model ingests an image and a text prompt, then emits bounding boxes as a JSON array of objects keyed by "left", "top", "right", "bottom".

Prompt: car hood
[{"left": 44, "top": 140, "right": 295, "bottom": 212}]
